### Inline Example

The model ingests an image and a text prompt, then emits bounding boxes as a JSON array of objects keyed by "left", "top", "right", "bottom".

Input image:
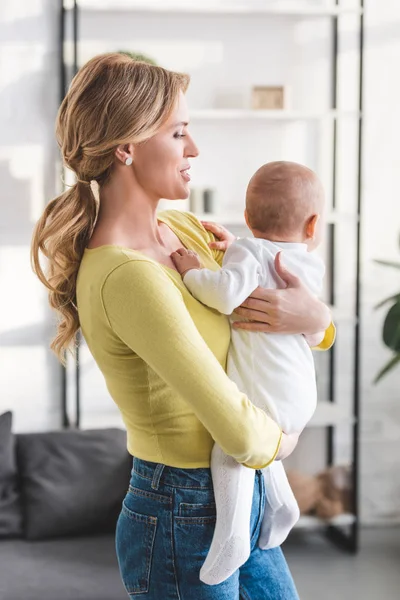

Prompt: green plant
[
  {"left": 374, "top": 245, "right": 400, "bottom": 382},
  {"left": 118, "top": 50, "right": 157, "bottom": 66}
]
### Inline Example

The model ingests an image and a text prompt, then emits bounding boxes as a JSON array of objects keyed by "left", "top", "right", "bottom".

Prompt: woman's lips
[{"left": 180, "top": 169, "right": 191, "bottom": 182}]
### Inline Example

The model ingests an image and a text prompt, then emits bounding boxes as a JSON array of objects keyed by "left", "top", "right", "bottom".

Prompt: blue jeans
[{"left": 116, "top": 457, "right": 299, "bottom": 599}]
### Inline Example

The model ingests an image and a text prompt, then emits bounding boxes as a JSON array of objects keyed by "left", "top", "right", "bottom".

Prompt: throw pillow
[
  {"left": 17, "top": 427, "right": 132, "bottom": 540},
  {"left": 0, "top": 411, "right": 23, "bottom": 538}
]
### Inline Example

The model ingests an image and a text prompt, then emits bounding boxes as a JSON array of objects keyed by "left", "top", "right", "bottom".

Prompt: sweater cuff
[
  {"left": 313, "top": 321, "right": 336, "bottom": 351},
  {"left": 243, "top": 428, "right": 283, "bottom": 470}
]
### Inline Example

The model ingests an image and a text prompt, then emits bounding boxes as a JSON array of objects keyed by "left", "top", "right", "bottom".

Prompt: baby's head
[{"left": 245, "top": 161, "right": 325, "bottom": 250}]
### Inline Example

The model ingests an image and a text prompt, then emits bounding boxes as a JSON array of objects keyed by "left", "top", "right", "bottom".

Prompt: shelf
[
  {"left": 190, "top": 109, "right": 361, "bottom": 121},
  {"left": 295, "top": 513, "right": 355, "bottom": 530},
  {"left": 308, "top": 401, "right": 354, "bottom": 428},
  {"left": 73, "top": 1, "right": 364, "bottom": 17}
]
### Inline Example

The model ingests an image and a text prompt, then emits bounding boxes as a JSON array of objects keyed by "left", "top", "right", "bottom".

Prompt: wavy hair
[{"left": 31, "top": 52, "right": 189, "bottom": 363}]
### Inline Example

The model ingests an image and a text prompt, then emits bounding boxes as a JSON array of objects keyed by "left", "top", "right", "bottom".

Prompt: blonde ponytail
[{"left": 31, "top": 181, "right": 98, "bottom": 363}]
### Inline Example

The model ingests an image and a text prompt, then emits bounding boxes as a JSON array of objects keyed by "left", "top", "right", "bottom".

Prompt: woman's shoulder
[
  {"left": 158, "top": 209, "right": 206, "bottom": 238},
  {"left": 159, "top": 209, "right": 225, "bottom": 268},
  {"left": 79, "top": 245, "right": 169, "bottom": 297},
  {"left": 159, "top": 209, "right": 220, "bottom": 253}
]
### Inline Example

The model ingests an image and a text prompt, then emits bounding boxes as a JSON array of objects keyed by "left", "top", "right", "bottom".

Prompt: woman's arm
[
  {"left": 102, "top": 259, "right": 287, "bottom": 468},
  {"left": 200, "top": 221, "right": 333, "bottom": 347},
  {"left": 233, "top": 253, "right": 332, "bottom": 337}
]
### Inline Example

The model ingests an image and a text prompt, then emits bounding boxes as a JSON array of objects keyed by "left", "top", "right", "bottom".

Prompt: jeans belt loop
[{"left": 151, "top": 463, "right": 165, "bottom": 490}]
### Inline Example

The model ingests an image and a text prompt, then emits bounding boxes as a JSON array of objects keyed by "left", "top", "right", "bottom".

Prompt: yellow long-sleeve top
[{"left": 76, "top": 210, "right": 335, "bottom": 469}]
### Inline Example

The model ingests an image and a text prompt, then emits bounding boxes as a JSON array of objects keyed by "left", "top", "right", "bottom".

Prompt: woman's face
[{"left": 132, "top": 91, "right": 199, "bottom": 201}]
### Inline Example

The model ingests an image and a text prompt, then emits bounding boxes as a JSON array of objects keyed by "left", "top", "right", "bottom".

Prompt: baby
[{"left": 171, "top": 161, "right": 326, "bottom": 586}]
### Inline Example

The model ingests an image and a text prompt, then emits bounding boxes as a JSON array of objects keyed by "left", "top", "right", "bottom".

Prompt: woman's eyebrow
[{"left": 171, "top": 121, "right": 189, "bottom": 128}]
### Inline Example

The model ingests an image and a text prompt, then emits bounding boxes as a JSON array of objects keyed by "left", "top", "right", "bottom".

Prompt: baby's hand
[{"left": 170, "top": 248, "right": 201, "bottom": 277}]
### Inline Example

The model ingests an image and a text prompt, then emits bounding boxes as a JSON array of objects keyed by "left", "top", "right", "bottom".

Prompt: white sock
[
  {"left": 199, "top": 444, "right": 255, "bottom": 585},
  {"left": 258, "top": 461, "right": 300, "bottom": 550}
]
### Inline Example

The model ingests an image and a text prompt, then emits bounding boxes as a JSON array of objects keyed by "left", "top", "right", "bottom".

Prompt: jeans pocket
[
  {"left": 116, "top": 502, "right": 157, "bottom": 596},
  {"left": 178, "top": 502, "right": 216, "bottom": 519},
  {"left": 174, "top": 514, "right": 217, "bottom": 579}
]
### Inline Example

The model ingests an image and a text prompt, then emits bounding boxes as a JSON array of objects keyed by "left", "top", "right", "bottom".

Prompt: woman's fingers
[
  {"left": 200, "top": 221, "right": 223, "bottom": 237},
  {"left": 233, "top": 286, "right": 285, "bottom": 328},
  {"left": 232, "top": 321, "right": 272, "bottom": 332},
  {"left": 200, "top": 220, "right": 236, "bottom": 246},
  {"left": 209, "top": 240, "right": 229, "bottom": 250},
  {"left": 274, "top": 251, "right": 301, "bottom": 288},
  {"left": 245, "top": 286, "right": 279, "bottom": 304}
]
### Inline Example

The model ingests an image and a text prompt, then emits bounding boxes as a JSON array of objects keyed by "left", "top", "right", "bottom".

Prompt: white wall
[{"left": 0, "top": 0, "right": 399, "bottom": 524}]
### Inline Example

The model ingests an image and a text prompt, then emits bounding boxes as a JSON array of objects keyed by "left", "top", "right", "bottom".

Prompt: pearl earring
[{"left": 125, "top": 157, "right": 133, "bottom": 166}]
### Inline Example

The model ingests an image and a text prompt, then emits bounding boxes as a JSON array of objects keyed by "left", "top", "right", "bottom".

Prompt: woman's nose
[{"left": 185, "top": 135, "right": 199, "bottom": 158}]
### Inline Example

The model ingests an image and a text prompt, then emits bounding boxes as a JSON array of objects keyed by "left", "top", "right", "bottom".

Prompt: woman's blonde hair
[{"left": 31, "top": 52, "right": 189, "bottom": 363}]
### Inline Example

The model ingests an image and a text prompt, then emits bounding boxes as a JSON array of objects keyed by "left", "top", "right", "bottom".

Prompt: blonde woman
[{"left": 31, "top": 53, "right": 334, "bottom": 599}]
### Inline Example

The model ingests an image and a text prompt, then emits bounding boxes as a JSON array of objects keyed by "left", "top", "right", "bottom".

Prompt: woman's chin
[{"left": 165, "top": 185, "right": 190, "bottom": 201}]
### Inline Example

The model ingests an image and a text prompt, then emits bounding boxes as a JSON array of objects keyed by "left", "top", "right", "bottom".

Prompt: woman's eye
[{"left": 174, "top": 133, "right": 186, "bottom": 139}]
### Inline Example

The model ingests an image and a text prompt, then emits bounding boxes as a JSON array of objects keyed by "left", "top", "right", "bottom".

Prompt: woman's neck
[{"left": 92, "top": 176, "right": 163, "bottom": 250}]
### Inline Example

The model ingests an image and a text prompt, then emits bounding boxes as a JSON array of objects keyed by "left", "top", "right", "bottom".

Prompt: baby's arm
[{"left": 171, "top": 239, "right": 264, "bottom": 315}]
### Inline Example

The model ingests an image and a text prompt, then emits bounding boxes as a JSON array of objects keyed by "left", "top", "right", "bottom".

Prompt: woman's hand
[
  {"left": 276, "top": 431, "right": 300, "bottom": 461},
  {"left": 233, "top": 252, "right": 331, "bottom": 335},
  {"left": 200, "top": 220, "right": 236, "bottom": 252}
]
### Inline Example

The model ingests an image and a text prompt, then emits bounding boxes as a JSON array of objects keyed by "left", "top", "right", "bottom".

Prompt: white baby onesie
[{"left": 183, "top": 237, "right": 325, "bottom": 585}]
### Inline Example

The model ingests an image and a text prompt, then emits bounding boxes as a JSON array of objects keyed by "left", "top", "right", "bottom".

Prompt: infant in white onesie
[{"left": 171, "top": 161, "right": 327, "bottom": 586}]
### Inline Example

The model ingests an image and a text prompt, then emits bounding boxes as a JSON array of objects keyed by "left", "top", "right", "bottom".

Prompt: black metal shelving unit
[{"left": 59, "top": 0, "right": 364, "bottom": 553}]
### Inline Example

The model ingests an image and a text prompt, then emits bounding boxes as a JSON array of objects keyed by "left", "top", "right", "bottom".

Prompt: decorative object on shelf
[
  {"left": 188, "top": 187, "right": 216, "bottom": 214},
  {"left": 118, "top": 50, "right": 157, "bottom": 65},
  {"left": 374, "top": 235, "right": 400, "bottom": 382},
  {"left": 316, "top": 465, "right": 352, "bottom": 520},
  {"left": 287, "top": 465, "right": 352, "bottom": 521},
  {"left": 286, "top": 469, "right": 321, "bottom": 515},
  {"left": 189, "top": 187, "right": 204, "bottom": 214},
  {"left": 203, "top": 188, "right": 215, "bottom": 214},
  {"left": 252, "top": 85, "right": 285, "bottom": 110}
]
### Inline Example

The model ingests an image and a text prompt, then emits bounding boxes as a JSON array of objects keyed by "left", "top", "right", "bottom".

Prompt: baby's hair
[{"left": 245, "top": 161, "right": 323, "bottom": 237}]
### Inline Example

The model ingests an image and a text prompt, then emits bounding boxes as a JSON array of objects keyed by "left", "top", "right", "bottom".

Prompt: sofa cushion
[
  {"left": 17, "top": 428, "right": 132, "bottom": 541},
  {"left": 0, "top": 411, "right": 23, "bottom": 538}
]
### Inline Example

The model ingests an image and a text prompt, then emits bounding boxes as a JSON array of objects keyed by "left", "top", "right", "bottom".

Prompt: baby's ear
[{"left": 306, "top": 214, "right": 319, "bottom": 239}]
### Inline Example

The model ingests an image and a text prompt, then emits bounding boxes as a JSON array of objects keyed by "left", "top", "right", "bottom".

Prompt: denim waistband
[{"left": 132, "top": 457, "right": 214, "bottom": 490}]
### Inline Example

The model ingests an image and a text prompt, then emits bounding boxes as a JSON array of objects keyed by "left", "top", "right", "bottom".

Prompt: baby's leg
[
  {"left": 199, "top": 443, "right": 255, "bottom": 585},
  {"left": 258, "top": 460, "right": 300, "bottom": 550}
]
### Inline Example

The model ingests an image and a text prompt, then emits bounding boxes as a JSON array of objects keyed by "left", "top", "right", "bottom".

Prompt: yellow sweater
[{"left": 76, "top": 210, "right": 334, "bottom": 469}]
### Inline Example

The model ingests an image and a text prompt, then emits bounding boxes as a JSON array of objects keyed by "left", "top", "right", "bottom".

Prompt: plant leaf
[
  {"left": 382, "top": 303, "right": 400, "bottom": 352},
  {"left": 374, "top": 294, "right": 400, "bottom": 310},
  {"left": 374, "top": 259, "right": 400, "bottom": 270},
  {"left": 374, "top": 354, "right": 400, "bottom": 383}
]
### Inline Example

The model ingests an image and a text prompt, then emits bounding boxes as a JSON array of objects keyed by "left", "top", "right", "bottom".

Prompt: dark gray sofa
[{"left": 0, "top": 412, "right": 131, "bottom": 600}]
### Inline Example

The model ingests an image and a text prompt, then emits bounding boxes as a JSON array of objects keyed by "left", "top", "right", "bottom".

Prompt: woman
[{"left": 31, "top": 53, "right": 333, "bottom": 599}]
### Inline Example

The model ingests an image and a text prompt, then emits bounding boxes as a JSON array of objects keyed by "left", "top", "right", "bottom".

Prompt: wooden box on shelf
[{"left": 252, "top": 85, "right": 285, "bottom": 110}]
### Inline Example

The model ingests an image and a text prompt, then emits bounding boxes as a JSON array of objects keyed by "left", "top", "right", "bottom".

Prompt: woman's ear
[
  {"left": 115, "top": 143, "right": 134, "bottom": 165},
  {"left": 306, "top": 214, "right": 319, "bottom": 239}
]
